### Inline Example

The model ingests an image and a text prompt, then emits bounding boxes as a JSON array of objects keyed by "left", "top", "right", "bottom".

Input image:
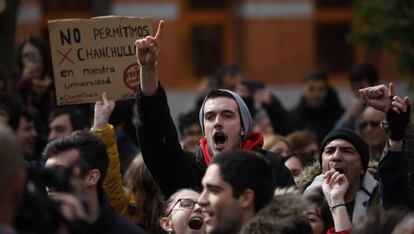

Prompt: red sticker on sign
[{"left": 123, "top": 63, "right": 140, "bottom": 91}]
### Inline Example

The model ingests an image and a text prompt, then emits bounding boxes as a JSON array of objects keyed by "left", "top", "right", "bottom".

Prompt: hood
[{"left": 296, "top": 162, "right": 322, "bottom": 192}]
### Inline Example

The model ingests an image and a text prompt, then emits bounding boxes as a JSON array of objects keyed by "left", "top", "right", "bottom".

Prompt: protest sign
[{"left": 48, "top": 16, "right": 152, "bottom": 105}]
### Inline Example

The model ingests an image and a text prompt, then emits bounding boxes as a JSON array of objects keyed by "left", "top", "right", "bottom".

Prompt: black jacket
[
  {"left": 136, "top": 84, "right": 295, "bottom": 198},
  {"left": 379, "top": 142, "right": 414, "bottom": 210},
  {"left": 93, "top": 195, "right": 146, "bottom": 234}
]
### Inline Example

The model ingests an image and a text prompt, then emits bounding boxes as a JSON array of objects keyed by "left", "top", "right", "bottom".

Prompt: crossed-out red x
[{"left": 57, "top": 49, "right": 75, "bottom": 67}]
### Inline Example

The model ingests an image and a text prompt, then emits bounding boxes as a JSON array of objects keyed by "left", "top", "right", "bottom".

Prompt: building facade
[{"left": 15, "top": 0, "right": 399, "bottom": 88}]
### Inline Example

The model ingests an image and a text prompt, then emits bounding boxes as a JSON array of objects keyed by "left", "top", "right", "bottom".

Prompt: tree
[{"left": 350, "top": 0, "right": 414, "bottom": 77}]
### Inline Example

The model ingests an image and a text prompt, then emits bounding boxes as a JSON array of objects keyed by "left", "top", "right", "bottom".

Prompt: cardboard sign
[{"left": 48, "top": 16, "right": 152, "bottom": 105}]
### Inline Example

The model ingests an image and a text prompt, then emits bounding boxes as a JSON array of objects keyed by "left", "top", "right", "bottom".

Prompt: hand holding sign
[{"left": 135, "top": 20, "right": 164, "bottom": 68}]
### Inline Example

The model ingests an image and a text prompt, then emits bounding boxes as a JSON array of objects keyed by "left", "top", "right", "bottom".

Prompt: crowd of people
[{"left": 1, "top": 19, "right": 414, "bottom": 234}]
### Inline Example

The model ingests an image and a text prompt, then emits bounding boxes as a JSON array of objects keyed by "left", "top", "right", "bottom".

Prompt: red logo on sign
[{"left": 123, "top": 63, "right": 140, "bottom": 91}]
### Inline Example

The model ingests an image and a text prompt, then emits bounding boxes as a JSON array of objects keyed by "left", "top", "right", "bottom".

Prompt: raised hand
[
  {"left": 22, "top": 64, "right": 42, "bottom": 79},
  {"left": 322, "top": 169, "right": 349, "bottom": 206},
  {"left": 323, "top": 169, "right": 352, "bottom": 232},
  {"left": 93, "top": 92, "right": 115, "bottom": 130},
  {"left": 359, "top": 82, "right": 395, "bottom": 112},
  {"left": 390, "top": 95, "right": 410, "bottom": 114},
  {"left": 135, "top": 20, "right": 164, "bottom": 68},
  {"left": 386, "top": 95, "right": 411, "bottom": 142}
]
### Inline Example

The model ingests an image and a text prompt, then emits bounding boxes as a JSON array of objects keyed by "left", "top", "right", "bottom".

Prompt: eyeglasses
[
  {"left": 359, "top": 121, "right": 381, "bottom": 130},
  {"left": 166, "top": 198, "right": 198, "bottom": 216}
]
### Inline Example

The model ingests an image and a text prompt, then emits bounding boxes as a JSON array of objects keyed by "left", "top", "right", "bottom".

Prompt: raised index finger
[
  {"left": 388, "top": 82, "right": 395, "bottom": 97},
  {"left": 101, "top": 92, "right": 108, "bottom": 104},
  {"left": 154, "top": 20, "right": 165, "bottom": 42}
]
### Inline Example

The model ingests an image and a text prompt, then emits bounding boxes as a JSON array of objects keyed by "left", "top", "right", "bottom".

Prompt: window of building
[
  {"left": 316, "top": 0, "right": 351, "bottom": 8},
  {"left": 180, "top": 0, "right": 236, "bottom": 80},
  {"left": 187, "top": 0, "right": 230, "bottom": 10},
  {"left": 191, "top": 24, "right": 223, "bottom": 77},
  {"left": 41, "top": 0, "right": 91, "bottom": 12},
  {"left": 314, "top": 0, "right": 354, "bottom": 77},
  {"left": 316, "top": 23, "right": 354, "bottom": 73}
]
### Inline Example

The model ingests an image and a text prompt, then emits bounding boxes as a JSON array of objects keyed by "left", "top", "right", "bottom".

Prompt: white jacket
[{"left": 304, "top": 172, "right": 378, "bottom": 223}]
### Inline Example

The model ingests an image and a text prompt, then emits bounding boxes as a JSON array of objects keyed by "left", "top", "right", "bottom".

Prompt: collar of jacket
[
  {"left": 198, "top": 132, "right": 264, "bottom": 165},
  {"left": 93, "top": 194, "right": 116, "bottom": 233}
]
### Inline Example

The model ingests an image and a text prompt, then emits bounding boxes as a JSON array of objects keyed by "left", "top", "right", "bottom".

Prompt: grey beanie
[{"left": 199, "top": 89, "right": 252, "bottom": 141}]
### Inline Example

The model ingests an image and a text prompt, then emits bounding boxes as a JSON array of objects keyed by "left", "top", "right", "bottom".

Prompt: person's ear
[
  {"left": 160, "top": 217, "right": 173, "bottom": 232},
  {"left": 238, "top": 189, "right": 255, "bottom": 210},
  {"left": 85, "top": 169, "right": 100, "bottom": 187}
]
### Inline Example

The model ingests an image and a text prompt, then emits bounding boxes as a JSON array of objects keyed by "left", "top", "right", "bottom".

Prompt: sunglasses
[
  {"left": 359, "top": 120, "right": 381, "bottom": 130},
  {"left": 166, "top": 198, "right": 198, "bottom": 216}
]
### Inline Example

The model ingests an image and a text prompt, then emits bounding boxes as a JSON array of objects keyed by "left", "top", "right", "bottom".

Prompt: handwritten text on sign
[{"left": 48, "top": 16, "right": 152, "bottom": 105}]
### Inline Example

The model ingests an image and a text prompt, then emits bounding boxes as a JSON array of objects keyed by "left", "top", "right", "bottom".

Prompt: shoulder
[
  {"left": 193, "top": 147, "right": 207, "bottom": 180},
  {"left": 255, "top": 149, "right": 284, "bottom": 165},
  {"left": 255, "top": 149, "right": 297, "bottom": 187},
  {"left": 297, "top": 162, "right": 322, "bottom": 192}
]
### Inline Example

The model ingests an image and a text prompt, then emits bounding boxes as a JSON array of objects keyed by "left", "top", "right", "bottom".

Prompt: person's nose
[
  {"left": 192, "top": 203, "right": 202, "bottom": 213},
  {"left": 366, "top": 123, "right": 375, "bottom": 131},
  {"left": 331, "top": 148, "right": 342, "bottom": 162},
  {"left": 197, "top": 191, "right": 208, "bottom": 208},
  {"left": 48, "top": 131, "right": 56, "bottom": 142},
  {"left": 214, "top": 114, "right": 222, "bottom": 124},
  {"left": 213, "top": 115, "right": 223, "bottom": 128},
  {"left": 32, "top": 129, "right": 38, "bottom": 138}
]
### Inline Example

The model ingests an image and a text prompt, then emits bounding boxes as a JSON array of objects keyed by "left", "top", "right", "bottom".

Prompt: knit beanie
[
  {"left": 319, "top": 128, "right": 369, "bottom": 172},
  {"left": 199, "top": 89, "right": 252, "bottom": 141}
]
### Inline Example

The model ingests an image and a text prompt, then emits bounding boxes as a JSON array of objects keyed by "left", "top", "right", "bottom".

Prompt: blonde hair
[
  {"left": 263, "top": 134, "right": 288, "bottom": 150},
  {"left": 124, "top": 154, "right": 164, "bottom": 233},
  {"left": 286, "top": 130, "right": 317, "bottom": 152},
  {"left": 241, "top": 187, "right": 311, "bottom": 234}
]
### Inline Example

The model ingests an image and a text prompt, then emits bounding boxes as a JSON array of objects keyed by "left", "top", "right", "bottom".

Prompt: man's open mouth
[
  {"left": 329, "top": 162, "right": 345, "bottom": 174},
  {"left": 213, "top": 132, "right": 227, "bottom": 146},
  {"left": 335, "top": 168, "right": 345, "bottom": 174}
]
